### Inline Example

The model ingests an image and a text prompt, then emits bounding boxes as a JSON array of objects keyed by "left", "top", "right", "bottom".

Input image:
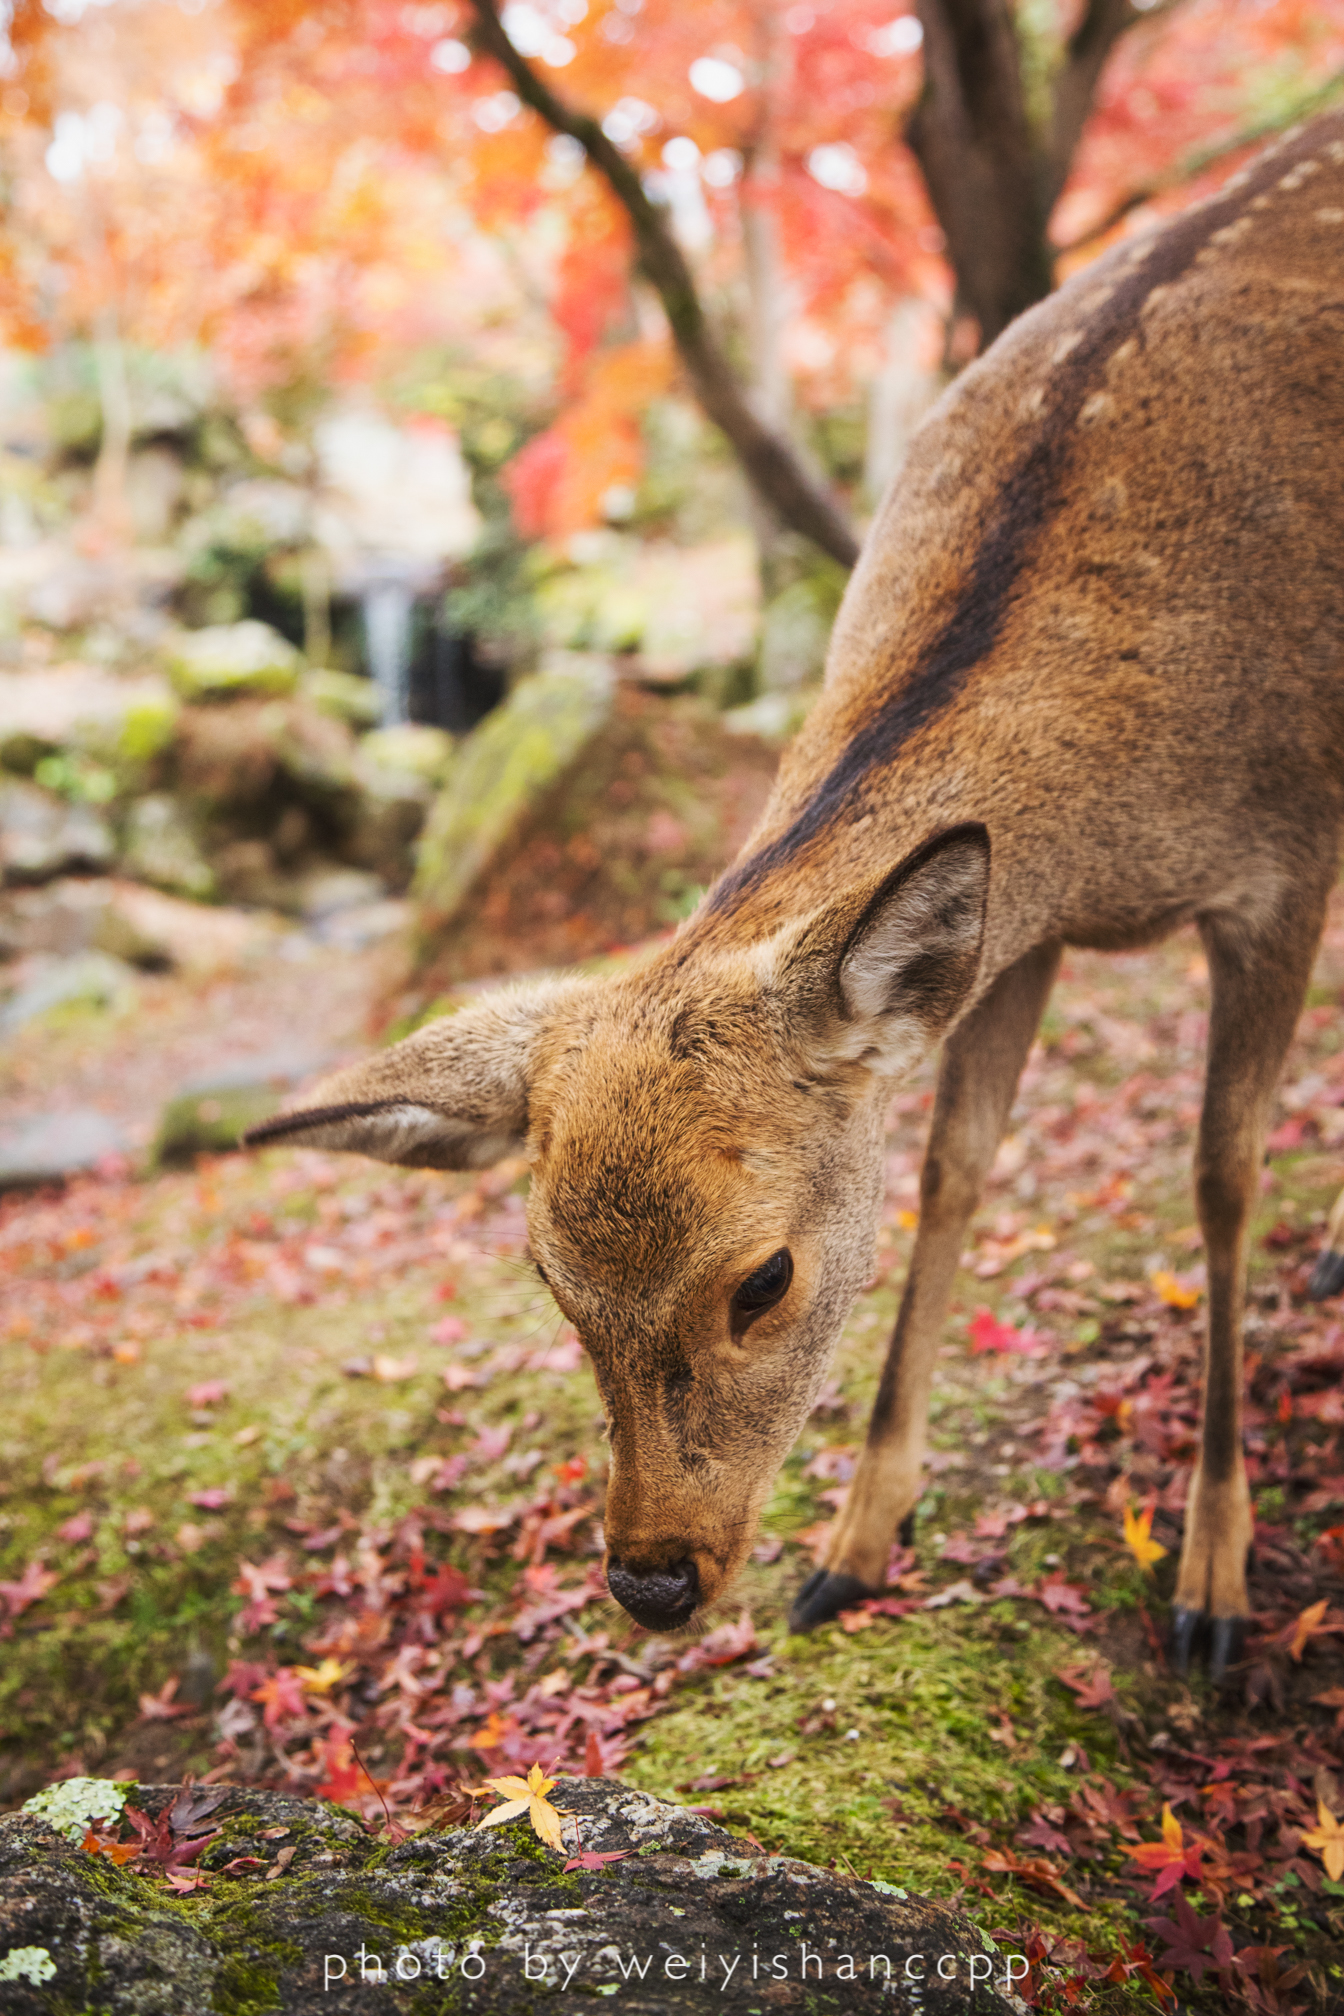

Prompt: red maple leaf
[{"left": 1145, "top": 1893, "right": 1234, "bottom": 1983}]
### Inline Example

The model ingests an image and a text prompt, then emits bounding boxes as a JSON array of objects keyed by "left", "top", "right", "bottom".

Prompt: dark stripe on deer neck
[{"left": 705, "top": 115, "right": 1339, "bottom": 922}]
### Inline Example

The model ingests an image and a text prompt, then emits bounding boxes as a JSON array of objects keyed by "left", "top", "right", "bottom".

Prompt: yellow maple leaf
[
  {"left": 1301, "top": 1801, "right": 1344, "bottom": 1882},
  {"left": 1123, "top": 1502, "right": 1168, "bottom": 1573},
  {"left": 293, "top": 1658, "right": 350, "bottom": 1696},
  {"left": 474, "top": 1762, "right": 568, "bottom": 1853},
  {"left": 1150, "top": 1270, "right": 1200, "bottom": 1310}
]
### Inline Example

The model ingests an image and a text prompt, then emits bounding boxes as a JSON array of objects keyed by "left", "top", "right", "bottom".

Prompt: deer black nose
[{"left": 606, "top": 1555, "right": 699, "bottom": 1630}]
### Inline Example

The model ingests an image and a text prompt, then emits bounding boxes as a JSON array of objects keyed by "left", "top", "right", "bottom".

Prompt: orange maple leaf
[
  {"left": 1127, "top": 1803, "right": 1205, "bottom": 1898},
  {"left": 1150, "top": 1269, "right": 1200, "bottom": 1310},
  {"left": 1285, "top": 1598, "right": 1331, "bottom": 1661}
]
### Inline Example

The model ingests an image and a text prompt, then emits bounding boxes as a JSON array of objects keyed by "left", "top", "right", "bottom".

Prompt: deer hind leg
[
  {"left": 1172, "top": 893, "right": 1328, "bottom": 1680},
  {"left": 1307, "top": 1183, "right": 1344, "bottom": 1298},
  {"left": 790, "top": 941, "right": 1061, "bottom": 1632}
]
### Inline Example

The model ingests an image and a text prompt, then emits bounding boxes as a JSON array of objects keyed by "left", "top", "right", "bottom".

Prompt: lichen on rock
[{"left": 0, "top": 1777, "right": 1026, "bottom": 2013}]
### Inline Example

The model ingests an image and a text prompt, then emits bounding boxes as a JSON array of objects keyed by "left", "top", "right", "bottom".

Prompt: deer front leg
[
  {"left": 1171, "top": 898, "right": 1327, "bottom": 1681},
  {"left": 790, "top": 942, "right": 1061, "bottom": 1631}
]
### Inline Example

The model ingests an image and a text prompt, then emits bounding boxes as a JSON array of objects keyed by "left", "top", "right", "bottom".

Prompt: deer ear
[
  {"left": 779, "top": 825, "right": 990, "bottom": 1075},
  {"left": 243, "top": 979, "right": 585, "bottom": 1170}
]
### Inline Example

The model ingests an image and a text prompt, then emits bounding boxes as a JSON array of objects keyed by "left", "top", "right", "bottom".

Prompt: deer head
[{"left": 247, "top": 826, "right": 988, "bottom": 1629}]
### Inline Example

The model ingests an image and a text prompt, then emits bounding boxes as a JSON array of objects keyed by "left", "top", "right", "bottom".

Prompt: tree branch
[
  {"left": 1056, "top": 65, "right": 1344, "bottom": 255},
  {"left": 466, "top": 0, "right": 859, "bottom": 569},
  {"left": 1045, "top": 0, "right": 1145, "bottom": 213}
]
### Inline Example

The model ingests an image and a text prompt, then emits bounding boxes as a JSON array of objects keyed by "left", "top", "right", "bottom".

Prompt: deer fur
[{"left": 249, "top": 113, "right": 1344, "bottom": 1676}]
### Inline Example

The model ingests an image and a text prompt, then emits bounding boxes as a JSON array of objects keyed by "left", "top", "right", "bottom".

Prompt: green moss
[{"left": 626, "top": 1607, "right": 1139, "bottom": 1951}]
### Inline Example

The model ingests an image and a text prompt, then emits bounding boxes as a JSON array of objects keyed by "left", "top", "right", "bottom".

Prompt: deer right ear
[
  {"left": 243, "top": 978, "right": 587, "bottom": 1171},
  {"left": 772, "top": 824, "right": 990, "bottom": 1077}
]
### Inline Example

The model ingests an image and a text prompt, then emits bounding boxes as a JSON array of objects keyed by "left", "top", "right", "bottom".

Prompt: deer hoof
[
  {"left": 1208, "top": 1615, "right": 1247, "bottom": 1685},
  {"left": 788, "top": 1568, "right": 876, "bottom": 1633},
  {"left": 1169, "top": 1604, "right": 1204, "bottom": 1674},
  {"left": 898, "top": 1511, "right": 916, "bottom": 1548},
  {"left": 1308, "top": 1246, "right": 1344, "bottom": 1299}
]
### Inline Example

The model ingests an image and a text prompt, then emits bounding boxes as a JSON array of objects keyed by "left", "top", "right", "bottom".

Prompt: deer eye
[{"left": 731, "top": 1248, "right": 793, "bottom": 1325}]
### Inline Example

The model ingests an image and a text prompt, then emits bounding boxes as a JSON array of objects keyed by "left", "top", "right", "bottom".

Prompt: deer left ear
[
  {"left": 242, "top": 976, "right": 590, "bottom": 1170},
  {"left": 778, "top": 825, "right": 990, "bottom": 1075}
]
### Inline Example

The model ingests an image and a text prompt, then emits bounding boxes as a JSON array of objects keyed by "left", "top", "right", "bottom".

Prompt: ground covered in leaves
[{"left": 4, "top": 900, "right": 1344, "bottom": 2013}]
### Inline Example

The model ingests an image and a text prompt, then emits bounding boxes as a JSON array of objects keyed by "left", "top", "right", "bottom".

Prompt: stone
[
  {"left": 0, "top": 1778, "right": 1022, "bottom": 2014},
  {"left": 119, "top": 795, "right": 216, "bottom": 901},
  {"left": 0, "top": 1108, "right": 128, "bottom": 1190},
  {"left": 295, "top": 867, "right": 386, "bottom": 920},
  {"left": 0, "top": 879, "right": 279, "bottom": 973},
  {"left": 163, "top": 621, "right": 302, "bottom": 702},
  {"left": 153, "top": 1049, "right": 333, "bottom": 1165},
  {"left": 300, "top": 667, "right": 382, "bottom": 731},
  {"left": 0, "top": 950, "right": 138, "bottom": 1037},
  {"left": 173, "top": 702, "right": 282, "bottom": 809},
  {"left": 359, "top": 723, "right": 454, "bottom": 783},
  {"left": 0, "top": 779, "right": 115, "bottom": 884},
  {"left": 342, "top": 755, "right": 433, "bottom": 885},
  {"left": 0, "top": 667, "right": 178, "bottom": 778},
  {"left": 414, "top": 657, "right": 614, "bottom": 934}
]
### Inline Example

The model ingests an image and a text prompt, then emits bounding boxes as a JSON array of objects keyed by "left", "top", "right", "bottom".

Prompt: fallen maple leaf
[
  {"left": 138, "top": 1676, "right": 196, "bottom": 1722},
  {"left": 1282, "top": 1598, "right": 1337, "bottom": 1661},
  {"left": 981, "top": 1846, "right": 1086, "bottom": 1910},
  {"left": 372, "top": 1353, "right": 418, "bottom": 1383},
  {"left": 1144, "top": 1892, "right": 1234, "bottom": 1983},
  {"left": 0, "top": 1558, "right": 58, "bottom": 1620},
  {"left": 967, "top": 1307, "right": 1047, "bottom": 1357},
  {"left": 186, "top": 1381, "right": 229, "bottom": 1407},
  {"left": 1150, "top": 1269, "right": 1201, "bottom": 1309},
  {"left": 293, "top": 1658, "right": 350, "bottom": 1696},
  {"left": 1123, "top": 1502, "right": 1168, "bottom": 1574},
  {"left": 473, "top": 1763, "right": 568, "bottom": 1853},
  {"left": 1128, "top": 1804, "right": 1204, "bottom": 1899},
  {"left": 81, "top": 1829, "right": 141, "bottom": 1867},
  {"left": 1300, "top": 1799, "right": 1344, "bottom": 1882},
  {"left": 1057, "top": 1664, "right": 1116, "bottom": 1710}
]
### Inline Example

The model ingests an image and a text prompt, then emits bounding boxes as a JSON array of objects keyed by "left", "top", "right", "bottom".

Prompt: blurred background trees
[{"left": 0, "top": 0, "right": 1342, "bottom": 993}]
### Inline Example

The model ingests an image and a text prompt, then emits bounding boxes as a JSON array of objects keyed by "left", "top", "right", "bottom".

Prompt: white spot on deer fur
[
  {"left": 1316, "top": 207, "right": 1344, "bottom": 224},
  {"left": 1251, "top": 194, "right": 1273, "bottom": 210},
  {"left": 1225, "top": 169, "right": 1250, "bottom": 191},
  {"left": 1210, "top": 219, "right": 1251, "bottom": 245},
  {"left": 1079, "top": 392, "right": 1114, "bottom": 426},
  {"left": 1052, "top": 331, "right": 1082, "bottom": 365},
  {"left": 1019, "top": 386, "right": 1046, "bottom": 419},
  {"left": 1327, "top": 141, "right": 1344, "bottom": 164}
]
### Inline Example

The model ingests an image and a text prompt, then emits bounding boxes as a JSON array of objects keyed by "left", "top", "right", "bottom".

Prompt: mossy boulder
[
  {"left": 164, "top": 622, "right": 302, "bottom": 703},
  {"left": 0, "top": 1778, "right": 1022, "bottom": 2013},
  {"left": 413, "top": 656, "right": 614, "bottom": 939},
  {"left": 120, "top": 795, "right": 216, "bottom": 901}
]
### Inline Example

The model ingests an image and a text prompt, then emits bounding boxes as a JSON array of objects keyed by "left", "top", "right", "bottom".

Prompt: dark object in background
[{"left": 414, "top": 619, "right": 505, "bottom": 735}]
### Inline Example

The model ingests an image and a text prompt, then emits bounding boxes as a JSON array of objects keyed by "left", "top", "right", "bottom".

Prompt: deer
[{"left": 248, "top": 112, "right": 1344, "bottom": 1682}]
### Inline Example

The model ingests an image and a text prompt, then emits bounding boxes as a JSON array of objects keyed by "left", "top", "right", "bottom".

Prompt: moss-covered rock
[
  {"left": 413, "top": 657, "right": 614, "bottom": 939},
  {"left": 164, "top": 623, "right": 302, "bottom": 703},
  {"left": 0, "top": 1779, "right": 1022, "bottom": 2013}
]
